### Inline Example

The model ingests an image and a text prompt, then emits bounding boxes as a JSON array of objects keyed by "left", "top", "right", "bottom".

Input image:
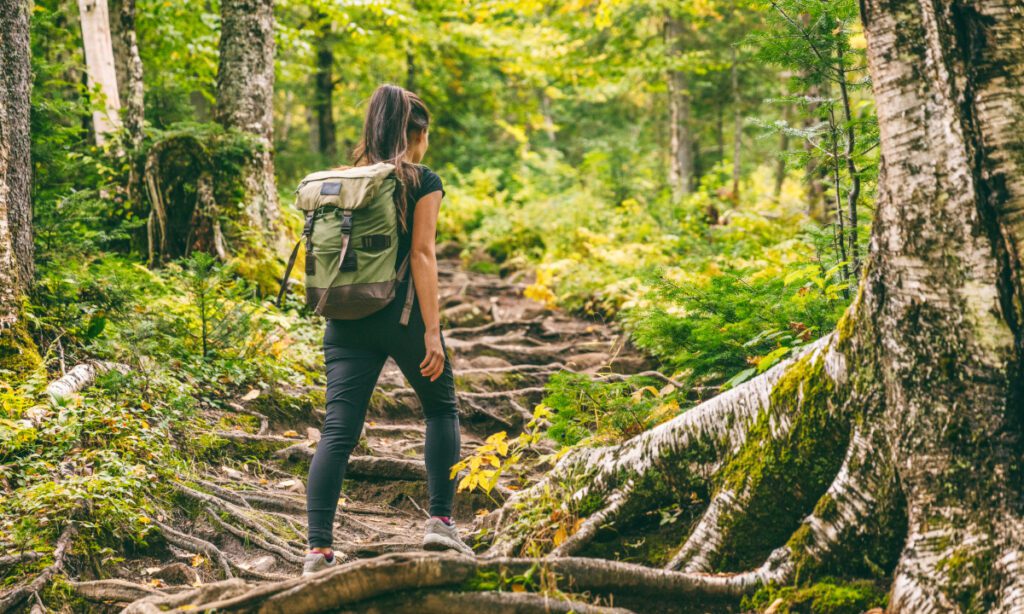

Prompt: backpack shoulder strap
[{"left": 276, "top": 211, "right": 317, "bottom": 308}]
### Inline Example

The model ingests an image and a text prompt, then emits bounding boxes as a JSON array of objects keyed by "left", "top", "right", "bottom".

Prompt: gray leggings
[{"left": 307, "top": 289, "right": 460, "bottom": 548}]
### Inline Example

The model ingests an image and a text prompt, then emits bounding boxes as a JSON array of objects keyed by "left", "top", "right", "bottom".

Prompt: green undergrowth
[
  {"left": 2, "top": 250, "right": 324, "bottom": 598},
  {"left": 742, "top": 578, "right": 888, "bottom": 614},
  {"left": 542, "top": 371, "right": 688, "bottom": 447}
]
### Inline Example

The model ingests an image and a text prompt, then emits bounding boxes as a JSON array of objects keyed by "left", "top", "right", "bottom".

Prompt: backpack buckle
[{"left": 340, "top": 211, "right": 353, "bottom": 235}]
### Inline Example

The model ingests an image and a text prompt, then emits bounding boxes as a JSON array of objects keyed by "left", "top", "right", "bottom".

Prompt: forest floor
[{"left": 75, "top": 258, "right": 655, "bottom": 612}]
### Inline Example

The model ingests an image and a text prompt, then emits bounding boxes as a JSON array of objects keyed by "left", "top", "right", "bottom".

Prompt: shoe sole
[{"left": 422, "top": 533, "right": 474, "bottom": 556}]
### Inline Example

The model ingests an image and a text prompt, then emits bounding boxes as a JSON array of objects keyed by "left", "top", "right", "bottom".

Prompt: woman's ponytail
[{"left": 353, "top": 84, "right": 431, "bottom": 233}]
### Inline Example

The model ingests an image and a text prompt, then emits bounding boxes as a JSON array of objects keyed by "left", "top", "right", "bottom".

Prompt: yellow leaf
[
  {"left": 138, "top": 515, "right": 151, "bottom": 524},
  {"left": 553, "top": 526, "right": 567, "bottom": 546},
  {"left": 475, "top": 508, "right": 491, "bottom": 517},
  {"left": 458, "top": 474, "right": 473, "bottom": 492},
  {"left": 511, "top": 583, "right": 526, "bottom": 592},
  {"left": 496, "top": 440, "right": 509, "bottom": 456},
  {"left": 282, "top": 430, "right": 299, "bottom": 438},
  {"left": 572, "top": 517, "right": 584, "bottom": 534},
  {"left": 486, "top": 431, "right": 507, "bottom": 444},
  {"left": 469, "top": 457, "right": 481, "bottom": 471},
  {"left": 191, "top": 554, "right": 205, "bottom": 567}
]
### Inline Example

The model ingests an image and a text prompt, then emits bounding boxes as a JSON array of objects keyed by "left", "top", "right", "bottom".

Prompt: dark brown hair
[{"left": 352, "top": 84, "right": 431, "bottom": 232}]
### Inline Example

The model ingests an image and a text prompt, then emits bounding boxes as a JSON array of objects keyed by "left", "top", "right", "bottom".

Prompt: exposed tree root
[
  {"left": 483, "top": 335, "right": 838, "bottom": 558},
  {"left": 664, "top": 488, "right": 742, "bottom": 572},
  {"left": 155, "top": 520, "right": 233, "bottom": 579},
  {"left": 206, "top": 509, "right": 306, "bottom": 564},
  {"left": 0, "top": 522, "right": 75, "bottom": 612},
  {"left": 125, "top": 551, "right": 785, "bottom": 613},
  {"left": 72, "top": 579, "right": 170, "bottom": 604},
  {"left": 549, "top": 481, "right": 636, "bottom": 557},
  {"left": 352, "top": 588, "right": 631, "bottom": 613},
  {"left": 0, "top": 551, "right": 42, "bottom": 573}
]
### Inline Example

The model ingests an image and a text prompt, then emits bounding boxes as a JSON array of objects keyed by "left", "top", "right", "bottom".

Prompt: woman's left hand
[{"left": 420, "top": 330, "right": 445, "bottom": 382}]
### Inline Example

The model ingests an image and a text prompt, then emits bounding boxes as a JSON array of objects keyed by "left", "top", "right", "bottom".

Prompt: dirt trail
[{"left": 81, "top": 259, "right": 653, "bottom": 610}]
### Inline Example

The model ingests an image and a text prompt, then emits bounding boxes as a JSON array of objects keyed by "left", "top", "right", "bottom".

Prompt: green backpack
[{"left": 277, "top": 162, "right": 415, "bottom": 325}]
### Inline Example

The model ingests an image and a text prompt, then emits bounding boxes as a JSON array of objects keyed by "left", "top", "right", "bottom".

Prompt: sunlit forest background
[
  {"left": 3, "top": 0, "right": 889, "bottom": 611},
  {"left": 29, "top": 0, "right": 875, "bottom": 387}
]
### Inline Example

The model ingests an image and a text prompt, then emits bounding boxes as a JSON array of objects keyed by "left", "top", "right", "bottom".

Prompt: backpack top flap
[{"left": 294, "top": 162, "right": 397, "bottom": 212}]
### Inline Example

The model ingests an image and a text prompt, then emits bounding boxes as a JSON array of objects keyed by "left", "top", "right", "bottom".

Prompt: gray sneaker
[
  {"left": 302, "top": 552, "right": 338, "bottom": 576},
  {"left": 422, "top": 518, "right": 474, "bottom": 556}
]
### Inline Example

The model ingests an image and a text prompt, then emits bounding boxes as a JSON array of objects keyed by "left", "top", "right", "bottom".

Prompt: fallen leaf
[
  {"left": 282, "top": 430, "right": 300, "bottom": 438},
  {"left": 241, "top": 389, "right": 261, "bottom": 401},
  {"left": 191, "top": 554, "right": 205, "bottom": 567}
]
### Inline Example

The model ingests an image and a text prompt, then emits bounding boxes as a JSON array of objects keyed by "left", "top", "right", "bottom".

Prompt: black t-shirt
[{"left": 396, "top": 165, "right": 445, "bottom": 269}]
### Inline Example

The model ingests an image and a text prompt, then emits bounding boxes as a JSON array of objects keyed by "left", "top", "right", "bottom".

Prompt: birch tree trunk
[
  {"left": 0, "top": 0, "right": 41, "bottom": 374},
  {"left": 665, "top": 15, "right": 693, "bottom": 200},
  {"left": 77, "top": 0, "right": 122, "bottom": 145},
  {"left": 216, "top": 0, "right": 282, "bottom": 250},
  {"left": 857, "top": 1, "right": 1024, "bottom": 609}
]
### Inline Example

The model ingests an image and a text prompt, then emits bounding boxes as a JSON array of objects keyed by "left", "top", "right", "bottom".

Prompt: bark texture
[
  {"left": 665, "top": 16, "right": 693, "bottom": 199},
  {"left": 77, "top": 0, "right": 123, "bottom": 144},
  {"left": 0, "top": 0, "right": 38, "bottom": 377},
  {"left": 216, "top": 0, "right": 281, "bottom": 247},
  {"left": 116, "top": 0, "right": 144, "bottom": 150},
  {"left": 857, "top": 1, "right": 1024, "bottom": 610},
  {"left": 0, "top": 0, "right": 33, "bottom": 305}
]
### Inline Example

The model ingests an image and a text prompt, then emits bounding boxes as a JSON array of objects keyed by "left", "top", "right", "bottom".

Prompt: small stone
[
  {"left": 241, "top": 389, "right": 261, "bottom": 401},
  {"left": 306, "top": 427, "right": 321, "bottom": 442},
  {"left": 276, "top": 479, "right": 305, "bottom": 493},
  {"left": 564, "top": 352, "right": 607, "bottom": 370},
  {"left": 242, "top": 555, "right": 276, "bottom": 573},
  {"left": 151, "top": 562, "right": 197, "bottom": 585},
  {"left": 221, "top": 466, "right": 243, "bottom": 480}
]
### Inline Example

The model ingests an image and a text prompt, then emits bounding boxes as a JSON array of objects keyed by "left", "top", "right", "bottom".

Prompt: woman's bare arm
[{"left": 410, "top": 190, "right": 445, "bottom": 381}]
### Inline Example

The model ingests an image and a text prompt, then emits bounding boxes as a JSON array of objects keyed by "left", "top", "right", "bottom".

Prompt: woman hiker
[{"left": 303, "top": 84, "right": 473, "bottom": 576}]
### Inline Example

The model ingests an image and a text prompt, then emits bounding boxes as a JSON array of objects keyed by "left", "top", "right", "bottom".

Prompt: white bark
[
  {"left": 46, "top": 360, "right": 129, "bottom": 401},
  {"left": 77, "top": 0, "right": 122, "bottom": 145}
]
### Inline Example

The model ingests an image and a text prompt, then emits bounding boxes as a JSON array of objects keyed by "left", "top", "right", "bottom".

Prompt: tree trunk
[
  {"left": 730, "top": 46, "right": 741, "bottom": 200},
  {"left": 77, "top": 0, "right": 122, "bottom": 145},
  {"left": 405, "top": 48, "right": 416, "bottom": 93},
  {"left": 774, "top": 103, "right": 790, "bottom": 199},
  {"left": 665, "top": 15, "right": 693, "bottom": 200},
  {"left": 856, "top": 1, "right": 1024, "bottom": 609},
  {"left": 0, "top": 0, "right": 41, "bottom": 375},
  {"left": 216, "top": 0, "right": 282, "bottom": 249},
  {"left": 313, "top": 12, "right": 336, "bottom": 161},
  {"left": 115, "top": 0, "right": 143, "bottom": 150},
  {"left": 803, "top": 83, "right": 828, "bottom": 222}
]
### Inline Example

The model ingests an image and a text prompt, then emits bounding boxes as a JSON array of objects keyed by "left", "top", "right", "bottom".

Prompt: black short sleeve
[{"left": 414, "top": 166, "right": 445, "bottom": 203}]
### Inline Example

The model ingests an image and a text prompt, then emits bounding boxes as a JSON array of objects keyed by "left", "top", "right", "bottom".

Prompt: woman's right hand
[{"left": 420, "top": 329, "right": 445, "bottom": 382}]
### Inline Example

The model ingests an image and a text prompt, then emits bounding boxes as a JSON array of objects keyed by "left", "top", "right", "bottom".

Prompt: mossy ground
[
  {"left": 0, "top": 318, "right": 43, "bottom": 378},
  {"left": 742, "top": 578, "right": 887, "bottom": 614}
]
